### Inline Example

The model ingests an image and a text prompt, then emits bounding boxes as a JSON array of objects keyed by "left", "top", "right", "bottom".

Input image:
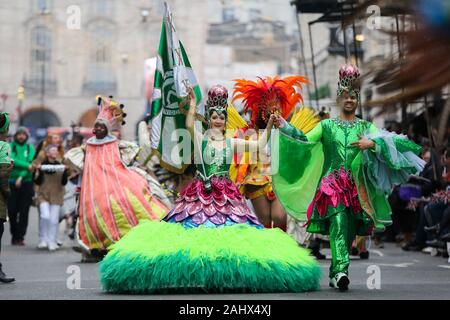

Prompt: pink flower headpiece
[{"left": 337, "top": 64, "right": 361, "bottom": 98}]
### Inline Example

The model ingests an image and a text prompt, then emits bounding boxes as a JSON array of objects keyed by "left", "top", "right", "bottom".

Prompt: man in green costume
[{"left": 272, "top": 64, "right": 425, "bottom": 291}]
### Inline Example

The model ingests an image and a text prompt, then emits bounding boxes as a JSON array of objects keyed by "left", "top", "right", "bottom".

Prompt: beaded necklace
[{"left": 332, "top": 117, "right": 362, "bottom": 128}]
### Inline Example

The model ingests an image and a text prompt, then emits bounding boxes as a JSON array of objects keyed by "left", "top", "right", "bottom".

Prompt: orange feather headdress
[{"left": 232, "top": 76, "right": 308, "bottom": 126}]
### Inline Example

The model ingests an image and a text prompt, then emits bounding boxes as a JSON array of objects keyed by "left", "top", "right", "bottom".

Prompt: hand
[
  {"left": 15, "top": 178, "right": 22, "bottom": 188},
  {"left": 273, "top": 115, "right": 286, "bottom": 128},
  {"left": 28, "top": 165, "right": 33, "bottom": 172},
  {"left": 68, "top": 172, "right": 78, "bottom": 180},
  {"left": 187, "top": 87, "right": 196, "bottom": 108},
  {"left": 351, "top": 135, "right": 375, "bottom": 150},
  {"left": 268, "top": 114, "right": 276, "bottom": 126}
]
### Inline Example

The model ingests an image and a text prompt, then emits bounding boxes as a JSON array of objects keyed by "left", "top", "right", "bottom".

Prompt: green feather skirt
[{"left": 99, "top": 220, "right": 321, "bottom": 294}]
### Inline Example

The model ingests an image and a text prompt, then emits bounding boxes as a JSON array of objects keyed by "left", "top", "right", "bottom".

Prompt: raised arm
[
  {"left": 231, "top": 114, "right": 275, "bottom": 153},
  {"left": 277, "top": 117, "right": 323, "bottom": 143},
  {"left": 185, "top": 88, "right": 203, "bottom": 158},
  {"left": 305, "top": 121, "right": 323, "bottom": 142}
]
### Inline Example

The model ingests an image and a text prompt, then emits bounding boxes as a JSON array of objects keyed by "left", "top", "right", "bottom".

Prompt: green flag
[{"left": 149, "top": 2, "right": 203, "bottom": 173}]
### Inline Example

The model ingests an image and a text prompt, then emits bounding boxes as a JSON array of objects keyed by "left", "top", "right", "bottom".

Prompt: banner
[{"left": 149, "top": 2, "right": 203, "bottom": 173}]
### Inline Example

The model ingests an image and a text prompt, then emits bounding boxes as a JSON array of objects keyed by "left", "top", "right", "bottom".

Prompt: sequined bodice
[
  {"left": 321, "top": 118, "right": 372, "bottom": 174},
  {"left": 196, "top": 138, "right": 233, "bottom": 179}
]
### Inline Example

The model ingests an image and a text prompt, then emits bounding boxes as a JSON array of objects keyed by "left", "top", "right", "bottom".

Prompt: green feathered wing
[
  {"left": 271, "top": 130, "right": 324, "bottom": 221},
  {"left": 351, "top": 129, "right": 425, "bottom": 231},
  {"left": 351, "top": 152, "right": 392, "bottom": 231}
]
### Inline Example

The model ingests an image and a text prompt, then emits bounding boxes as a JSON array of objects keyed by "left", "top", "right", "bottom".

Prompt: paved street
[{"left": 0, "top": 207, "right": 449, "bottom": 300}]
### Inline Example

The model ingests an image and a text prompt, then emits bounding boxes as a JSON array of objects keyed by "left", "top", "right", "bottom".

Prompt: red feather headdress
[{"left": 232, "top": 76, "right": 308, "bottom": 126}]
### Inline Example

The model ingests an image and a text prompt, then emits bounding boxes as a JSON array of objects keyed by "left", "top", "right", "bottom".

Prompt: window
[
  {"left": 84, "top": 21, "right": 116, "bottom": 93},
  {"left": 249, "top": 8, "right": 261, "bottom": 21},
  {"left": 21, "top": 108, "right": 61, "bottom": 131},
  {"left": 222, "top": 8, "right": 235, "bottom": 22},
  {"left": 90, "top": 0, "right": 114, "bottom": 17},
  {"left": 33, "top": 0, "right": 53, "bottom": 13},
  {"left": 29, "top": 26, "right": 52, "bottom": 86}
]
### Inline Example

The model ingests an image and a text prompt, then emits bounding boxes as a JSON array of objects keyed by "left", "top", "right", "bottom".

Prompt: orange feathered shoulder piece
[{"left": 232, "top": 75, "right": 308, "bottom": 125}]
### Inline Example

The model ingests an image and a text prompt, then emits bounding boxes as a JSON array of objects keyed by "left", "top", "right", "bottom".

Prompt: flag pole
[
  {"left": 164, "top": 2, "right": 208, "bottom": 184},
  {"left": 186, "top": 87, "right": 209, "bottom": 191}
]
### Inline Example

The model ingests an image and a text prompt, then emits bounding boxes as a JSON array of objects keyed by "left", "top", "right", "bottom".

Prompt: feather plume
[{"left": 232, "top": 76, "right": 308, "bottom": 126}]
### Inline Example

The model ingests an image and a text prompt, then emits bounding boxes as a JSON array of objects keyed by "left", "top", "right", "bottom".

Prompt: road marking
[
  {"left": 364, "top": 262, "right": 415, "bottom": 268},
  {"left": 371, "top": 250, "right": 384, "bottom": 257},
  {"left": 437, "top": 265, "right": 450, "bottom": 269}
]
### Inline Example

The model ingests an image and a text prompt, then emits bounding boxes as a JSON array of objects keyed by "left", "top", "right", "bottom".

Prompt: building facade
[
  {"left": 0, "top": 0, "right": 404, "bottom": 141},
  {"left": 0, "top": 0, "right": 208, "bottom": 139}
]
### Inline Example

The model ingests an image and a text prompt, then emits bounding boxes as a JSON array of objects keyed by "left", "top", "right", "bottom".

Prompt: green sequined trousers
[{"left": 328, "top": 209, "right": 357, "bottom": 279}]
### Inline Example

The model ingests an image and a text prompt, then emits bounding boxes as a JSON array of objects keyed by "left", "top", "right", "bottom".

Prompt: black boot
[
  {"left": 0, "top": 263, "right": 15, "bottom": 283},
  {"left": 359, "top": 251, "right": 370, "bottom": 259},
  {"left": 350, "top": 246, "right": 359, "bottom": 256},
  {"left": 311, "top": 246, "right": 326, "bottom": 260},
  {"left": 308, "top": 238, "right": 326, "bottom": 260},
  {"left": 90, "top": 249, "right": 107, "bottom": 262}
]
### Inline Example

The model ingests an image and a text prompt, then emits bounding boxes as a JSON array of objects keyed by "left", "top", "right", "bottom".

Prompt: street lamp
[
  {"left": 141, "top": 9, "right": 150, "bottom": 23},
  {"left": 17, "top": 86, "right": 25, "bottom": 126}
]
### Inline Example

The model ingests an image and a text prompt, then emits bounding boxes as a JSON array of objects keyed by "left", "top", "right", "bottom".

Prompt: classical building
[
  {"left": 0, "top": 0, "right": 208, "bottom": 139},
  {"left": 204, "top": 0, "right": 300, "bottom": 115},
  {"left": 0, "top": 0, "right": 404, "bottom": 141},
  {"left": 205, "top": 17, "right": 296, "bottom": 91}
]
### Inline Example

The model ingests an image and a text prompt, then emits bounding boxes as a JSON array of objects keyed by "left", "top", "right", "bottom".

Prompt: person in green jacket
[
  {"left": 8, "top": 127, "right": 35, "bottom": 245},
  {"left": 0, "top": 112, "right": 15, "bottom": 283}
]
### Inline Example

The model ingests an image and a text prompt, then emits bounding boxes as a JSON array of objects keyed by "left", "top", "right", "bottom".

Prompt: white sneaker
[
  {"left": 37, "top": 241, "right": 48, "bottom": 249},
  {"left": 329, "top": 272, "right": 350, "bottom": 291},
  {"left": 422, "top": 247, "right": 433, "bottom": 254},
  {"left": 48, "top": 243, "right": 58, "bottom": 251},
  {"left": 430, "top": 248, "right": 439, "bottom": 256}
]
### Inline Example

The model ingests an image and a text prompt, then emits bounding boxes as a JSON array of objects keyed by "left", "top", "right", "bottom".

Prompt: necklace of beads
[{"left": 332, "top": 117, "right": 362, "bottom": 128}]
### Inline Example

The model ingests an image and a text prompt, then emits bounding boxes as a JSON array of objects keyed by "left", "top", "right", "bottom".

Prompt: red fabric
[
  {"left": 79, "top": 140, "right": 167, "bottom": 249},
  {"left": 306, "top": 167, "right": 362, "bottom": 222}
]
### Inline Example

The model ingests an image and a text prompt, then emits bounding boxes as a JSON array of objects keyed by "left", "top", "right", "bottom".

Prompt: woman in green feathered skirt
[{"left": 99, "top": 86, "right": 321, "bottom": 294}]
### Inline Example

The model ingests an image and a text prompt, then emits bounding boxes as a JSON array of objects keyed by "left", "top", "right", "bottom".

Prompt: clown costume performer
[
  {"left": 99, "top": 85, "right": 321, "bottom": 294},
  {"left": 64, "top": 96, "right": 168, "bottom": 254},
  {"left": 271, "top": 65, "right": 425, "bottom": 291},
  {"left": 230, "top": 76, "right": 317, "bottom": 231}
]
